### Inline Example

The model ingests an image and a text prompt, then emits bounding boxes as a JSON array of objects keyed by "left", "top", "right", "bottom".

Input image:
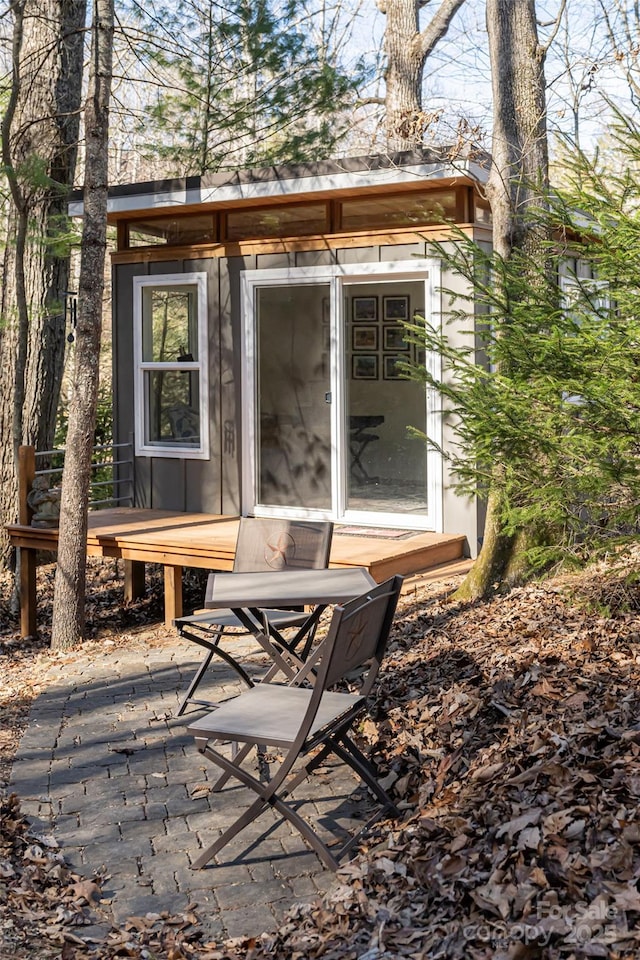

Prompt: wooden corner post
[
  {"left": 18, "top": 445, "right": 36, "bottom": 525},
  {"left": 17, "top": 445, "right": 37, "bottom": 638}
]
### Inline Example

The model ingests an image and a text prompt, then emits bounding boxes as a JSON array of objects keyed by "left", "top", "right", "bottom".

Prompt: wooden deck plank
[{"left": 330, "top": 530, "right": 465, "bottom": 567}]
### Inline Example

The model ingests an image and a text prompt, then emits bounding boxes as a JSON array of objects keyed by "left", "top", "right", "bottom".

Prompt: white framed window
[
  {"left": 559, "top": 263, "right": 612, "bottom": 407},
  {"left": 560, "top": 258, "right": 612, "bottom": 318},
  {"left": 133, "top": 273, "right": 209, "bottom": 459},
  {"left": 560, "top": 275, "right": 612, "bottom": 319}
]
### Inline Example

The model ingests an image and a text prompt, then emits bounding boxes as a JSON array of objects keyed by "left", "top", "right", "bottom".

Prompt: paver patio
[{"left": 8, "top": 631, "right": 366, "bottom": 942}]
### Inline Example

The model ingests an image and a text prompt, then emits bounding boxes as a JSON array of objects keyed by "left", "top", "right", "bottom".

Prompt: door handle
[{"left": 324, "top": 392, "right": 332, "bottom": 404}]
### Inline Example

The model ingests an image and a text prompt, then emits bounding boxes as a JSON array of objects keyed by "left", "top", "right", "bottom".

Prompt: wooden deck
[{"left": 7, "top": 507, "right": 467, "bottom": 637}]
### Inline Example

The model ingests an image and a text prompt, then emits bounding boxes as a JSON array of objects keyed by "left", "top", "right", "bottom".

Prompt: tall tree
[
  {"left": 551, "top": 1, "right": 607, "bottom": 149},
  {"left": 454, "top": 0, "right": 564, "bottom": 600},
  {"left": 51, "top": 0, "right": 114, "bottom": 650},
  {"left": 598, "top": 0, "right": 640, "bottom": 111},
  {"left": 0, "top": 0, "right": 86, "bottom": 567},
  {"left": 377, "top": 0, "right": 466, "bottom": 151},
  {"left": 127, "top": 0, "right": 364, "bottom": 175},
  {"left": 409, "top": 114, "right": 640, "bottom": 582}
]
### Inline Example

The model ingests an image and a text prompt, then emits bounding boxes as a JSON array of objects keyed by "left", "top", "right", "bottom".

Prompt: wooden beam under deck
[{"left": 7, "top": 507, "right": 466, "bottom": 637}]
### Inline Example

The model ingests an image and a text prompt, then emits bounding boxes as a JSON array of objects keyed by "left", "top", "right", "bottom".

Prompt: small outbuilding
[{"left": 76, "top": 148, "right": 494, "bottom": 558}]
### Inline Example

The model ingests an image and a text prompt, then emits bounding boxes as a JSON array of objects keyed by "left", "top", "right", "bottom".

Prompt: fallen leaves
[
  {"left": 216, "top": 554, "right": 640, "bottom": 959},
  {"left": 0, "top": 791, "right": 222, "bottom": 959},
  {"left": 0, "top": 792, "right": 104, "bottom": 957},
  {"left": 4, "top": 553, "right": 640, "bottom": 957}
]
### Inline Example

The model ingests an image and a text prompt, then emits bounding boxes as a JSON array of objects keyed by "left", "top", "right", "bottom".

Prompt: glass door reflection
[
  {"left": 345, "top": 280, "right": 429, "bottom": 516},
  {"left": 256, "top": 284, "right": 332, "bottom": 510}
]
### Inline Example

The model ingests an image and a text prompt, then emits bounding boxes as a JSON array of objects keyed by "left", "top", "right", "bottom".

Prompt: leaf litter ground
[{"left": 2, "top": 553, "right": 640, "bottom": 958}]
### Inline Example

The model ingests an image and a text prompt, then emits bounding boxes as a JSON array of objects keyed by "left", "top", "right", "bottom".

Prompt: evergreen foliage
[
  {"left": 406, "top": 119, "right": 640, "bottom": 567},
  {"left": 127, "top": 0, "right": 366, "bottom": 174}
]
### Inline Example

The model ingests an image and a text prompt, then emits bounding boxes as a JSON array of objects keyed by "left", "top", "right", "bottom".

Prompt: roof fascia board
[{"left": 69, "top": 158, "right": 487, "bottom": 218}]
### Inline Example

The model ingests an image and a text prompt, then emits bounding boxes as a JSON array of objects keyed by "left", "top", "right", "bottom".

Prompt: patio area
[{"left": 8, "top": 629, "right": 341, "bottom": 941}]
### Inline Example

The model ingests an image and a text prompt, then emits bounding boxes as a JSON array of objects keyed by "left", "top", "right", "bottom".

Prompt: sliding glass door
[{"left": 242, "top": 262, "right": 442, "bottom": 531}]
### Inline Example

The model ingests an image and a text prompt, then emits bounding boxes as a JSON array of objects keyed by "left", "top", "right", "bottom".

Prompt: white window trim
[
  {"left": 240, "top": 259, "right": 443, "bottom": 532},
  {"left": 560, "top": 273, "right": 611, "bottom": 315},
  {"left": 559, "top": 266, "right": 611, "bottom": 408},
  {"left": 133, "top": 272, "right": 210, "bottom": 460}
]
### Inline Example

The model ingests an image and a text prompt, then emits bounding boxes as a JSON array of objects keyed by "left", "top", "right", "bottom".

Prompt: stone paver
[{"left": 9, "top": 632, "right": 365, "bottom": 942}]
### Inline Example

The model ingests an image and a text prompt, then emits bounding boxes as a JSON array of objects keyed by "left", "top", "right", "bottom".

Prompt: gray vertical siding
[
  {"left": 219, "top": 255, "right": 252, "bottom": 516},
  {"left": 295, "top": 250, "right": 337, "bottom": 268},
  {"left": 255, "top": 252, "right": 295, "bottom": 269},
  {"left": 113, "top": 261, "right": 149, "bottom": 506},
  {"left": 379, "top": 242, "right": 427, "bottom": 261},
  {"left": 336, "top": 246, "right": 378, "bottom": 264},
  {"left": 112, "top": 240, "right": 478, "bottom": 551}
]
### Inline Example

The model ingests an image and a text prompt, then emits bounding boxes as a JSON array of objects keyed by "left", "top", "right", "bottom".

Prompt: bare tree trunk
[
  {"left": 51, "top": 0, "right": 114, "bottom": 650},
  {"left": 0, "top": 0, "right": 86, "bottom": 568},
  {"left": 455, "top": 0, "right": 553, "bottom": 602},
  {"left": 1, "top": 0, "right": 29, "bottom": 467},
  {"left": 377, "top": 0, "right": 466, "bottom": 150},
  {"left": 484, "top": 0, "right": 550, "bottom": 262}
]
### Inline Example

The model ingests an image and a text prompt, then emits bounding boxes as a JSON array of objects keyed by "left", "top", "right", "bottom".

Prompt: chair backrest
[
  {"left": 317, "top": 575, "right": 403, "bottom": 696},
  {"left": 232, "top": 518, "right": 333, "bottom": 574}
]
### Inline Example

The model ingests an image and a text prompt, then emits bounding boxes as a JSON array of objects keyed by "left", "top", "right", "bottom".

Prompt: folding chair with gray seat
[
  {"left": 186, "top": 575, "right": 403, "bottom": 870},
  {"left": 174, "top": 517, "right": 334, "bottom": 715}
]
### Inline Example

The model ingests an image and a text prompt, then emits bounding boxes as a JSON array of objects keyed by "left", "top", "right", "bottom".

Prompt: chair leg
[
  {"left": 267, "top": 790, "right": 339, "bottom": 870},
  {"left": 176, "top": 647, "right": 216, "bottom": 716},
  {"left": 280, "top": 732, "right": 399, "bottom": 819},
  {"left": 331, "top": 734, "right": 401, "bottom": 817},
  {"left": 210, "top": 741, "right": 254, "bottom": 792},
  {"left": 192, "top": 740, "right": 283, "bottom": 868},
  {"left": 192, "top": 794, "right": 266, "bottom": 869},
  {"left": 177, "top": 626, "right": 256, "bottom": 717},
  {"left": 193, "top": 773, "right": 340, "bottom": 872},
  {"left": 279, "top": 736, "right": 398, "bottom": 866},
  {"left": 201, "top": 641, "right": 255, "bottom": 688},
  {"left": 192, "top": 741, "right": 340, "bottom": 871},
  {"left": 254, "top": 609, "right": 326, "bottom": 687}
]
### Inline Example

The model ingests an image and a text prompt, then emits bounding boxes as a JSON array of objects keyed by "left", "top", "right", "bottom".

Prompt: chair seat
[
  {"left": 174, "top": 608, "right": 310, "bottom": 630},
  {"left": 187, "top": 683, "right": 363, "bottom": 749},
  {"left": 175, "top": 518, "right": 334, "bottom": 716}
]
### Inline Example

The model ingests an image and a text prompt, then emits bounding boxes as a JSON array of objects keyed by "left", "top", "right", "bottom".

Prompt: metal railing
[{"left": 34, "top": 442, "right": 134, "bottom": 509}]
